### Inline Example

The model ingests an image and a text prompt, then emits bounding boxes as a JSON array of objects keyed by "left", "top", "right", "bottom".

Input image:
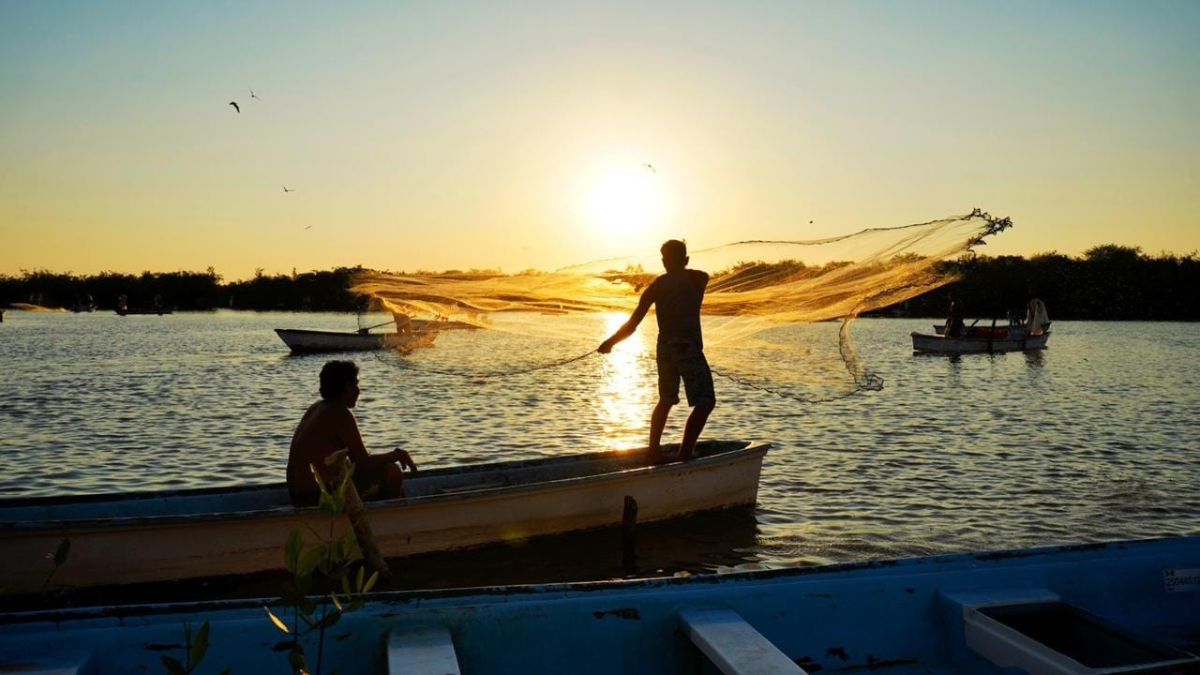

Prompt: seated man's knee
[{"left": 383, "top": 464, "right": 405, "bottom": 497}]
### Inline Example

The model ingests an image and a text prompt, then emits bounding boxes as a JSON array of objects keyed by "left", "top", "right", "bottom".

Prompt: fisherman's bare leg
[
  {"left": 678, "top": 402, "right": 714, "bottom": 461},
  {"left": 649, "top": 400, "right": 672, "bottom": 462}
]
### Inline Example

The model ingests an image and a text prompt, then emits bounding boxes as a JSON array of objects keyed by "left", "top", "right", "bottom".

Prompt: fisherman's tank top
[{"left": 652, "top": 272, "right": 705, "bottom": 350}]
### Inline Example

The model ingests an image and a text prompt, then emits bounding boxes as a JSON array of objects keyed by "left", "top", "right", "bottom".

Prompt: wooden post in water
[
  {"left": 621, "top": 495, "right": 638, "bottom": 573},
  {"left": 337, "top": 458, "right": 393, "bottom": 583}
]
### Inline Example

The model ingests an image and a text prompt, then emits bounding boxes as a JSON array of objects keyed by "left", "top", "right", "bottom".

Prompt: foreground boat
[
  {"left": 912, "top": 329, "right": 1050, "bottom": 354},
  {"left": 0, "top": 441, "right": 768, "bottom": 594},
  {"left": 2, "top": 535, "right": 1196, "bottom": 674},
  {"left": 274, "top": 327, "right": 437, "bottom": 353}
]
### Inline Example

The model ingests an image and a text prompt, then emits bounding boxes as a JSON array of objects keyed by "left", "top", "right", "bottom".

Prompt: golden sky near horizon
[{"left": 1, "top": 1, "right": 1197, "bottom": 281}]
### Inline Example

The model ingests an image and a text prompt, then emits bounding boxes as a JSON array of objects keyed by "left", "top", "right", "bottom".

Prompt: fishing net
[{"left": 350, "top": 209, "right": 1011, "bottom": 403}]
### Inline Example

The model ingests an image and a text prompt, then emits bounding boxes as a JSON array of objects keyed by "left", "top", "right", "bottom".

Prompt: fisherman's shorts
[{"left": 656, "top": 340, "right": 716, "bottom": 408}]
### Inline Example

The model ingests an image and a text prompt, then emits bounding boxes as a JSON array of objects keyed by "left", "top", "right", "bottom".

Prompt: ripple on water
[{"left": 0, "top": 315, "right": 1197, "bottom": 571}]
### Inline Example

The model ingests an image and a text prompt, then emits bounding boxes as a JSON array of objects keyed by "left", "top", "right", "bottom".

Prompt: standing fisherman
[{"left": 598, "top": 240, "right": 716, "bottom": 463}]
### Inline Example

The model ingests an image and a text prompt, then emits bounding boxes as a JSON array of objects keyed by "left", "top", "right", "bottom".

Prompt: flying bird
[
  {"left": 228, "top": 101, "right": 240, "bottom": 113},
  {"left": 249, "top": 89, "right": 260, "bottom": 100},
  {"left": 304, "top": 225, "right": 312, "bottom": 230},
  {"left": 282, "top": 185, "right": 295, "bottom": 193},
  {"left": 641, "top": 163, "right": 656, "bottom": 173}
]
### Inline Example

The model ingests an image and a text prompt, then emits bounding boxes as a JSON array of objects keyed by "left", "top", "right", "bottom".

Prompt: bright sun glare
[{"left": 589, "top": 166, "right": 663, "bottom": 237}]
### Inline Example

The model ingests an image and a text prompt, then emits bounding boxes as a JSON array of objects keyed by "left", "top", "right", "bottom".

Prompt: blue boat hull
[{"left": 1, "top": 536, "right": 1197, "bottom": 674}]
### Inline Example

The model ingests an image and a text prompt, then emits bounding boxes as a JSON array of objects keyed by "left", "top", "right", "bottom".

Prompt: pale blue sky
[{"left": 2, "top": 1, "right": 1197, "bottom": 278}]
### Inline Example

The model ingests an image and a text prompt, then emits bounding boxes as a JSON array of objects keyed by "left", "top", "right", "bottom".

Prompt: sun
[{"left": 589, "top": 166, "right": 663, "bottom": 236}]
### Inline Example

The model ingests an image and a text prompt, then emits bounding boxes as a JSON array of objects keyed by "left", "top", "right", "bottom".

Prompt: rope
[
  {"left": 371, "top": 321, "right": 885, "bottom": 407},
  {"left": 378, "top": 348, "right": 598, "bottom": 379},
  {"left": 377, "top": 338, "right": 880, "bottom": 406},
  {"left": 709, "top": 366, "right": 877, "bottom": 406}
]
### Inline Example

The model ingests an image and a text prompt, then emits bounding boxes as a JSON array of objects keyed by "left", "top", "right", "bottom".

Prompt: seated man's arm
[{"left": 337, "top": 409, "right": 398, "bottom": 471}]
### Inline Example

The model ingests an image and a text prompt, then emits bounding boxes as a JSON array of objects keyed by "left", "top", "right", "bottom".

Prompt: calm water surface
[{"left": 1, "top": 311, "right": 1197, "bottom": 590}]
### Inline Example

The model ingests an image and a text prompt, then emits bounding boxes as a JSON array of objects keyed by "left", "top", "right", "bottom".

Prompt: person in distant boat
[
  {"left": 944, "top": 293, "right": 965, "bottom": 338},
  {"left": 287, "top": 360, "right": 417, "bottom": 506},
  {"left": 598, "top": 239, "right": 716, "bottom": 464},
  {"left": 1025, "top": 290, "right": 1050, "bottom": 337}
]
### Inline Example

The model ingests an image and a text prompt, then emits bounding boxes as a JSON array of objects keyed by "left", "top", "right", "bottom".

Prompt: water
[{"left": 1, "top": 311, "right": 1197, "bottom": 589}]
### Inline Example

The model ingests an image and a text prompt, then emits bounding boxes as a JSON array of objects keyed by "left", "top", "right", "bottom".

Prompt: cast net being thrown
[{"left": 350, "top": 209, "right": 1011, "bottom": 403}]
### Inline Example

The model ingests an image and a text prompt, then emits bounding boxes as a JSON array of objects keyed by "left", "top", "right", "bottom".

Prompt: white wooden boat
[
  {"left": 912, "top": 330, "right": 1050, "bottom": 354},
  {"left": 0, "top": 441, "right": 768, "bottom": 594},
  {"left": 274, "top": 328, "right": 437, "bottom": 353}
]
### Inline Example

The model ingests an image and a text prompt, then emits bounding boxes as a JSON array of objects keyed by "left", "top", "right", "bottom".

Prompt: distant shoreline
[{"left": 3, "top": 246, "right": 1197, "bottom": 321}]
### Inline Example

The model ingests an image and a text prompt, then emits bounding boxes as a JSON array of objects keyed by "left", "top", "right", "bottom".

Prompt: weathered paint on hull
[
  {"left": 0, "top": 444, "right": 766, "bottom": 593},
  {"left": 911, "top": 331, "right": 1050, "bottom": 354},
  {"left": 1, "top": 536, "right": 1195, "bottom": 674}
]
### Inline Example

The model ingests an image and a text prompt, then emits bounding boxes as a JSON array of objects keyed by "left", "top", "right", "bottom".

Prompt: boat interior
[{"left": 2, "top": 538, "right": 1197, "bottom": 675}]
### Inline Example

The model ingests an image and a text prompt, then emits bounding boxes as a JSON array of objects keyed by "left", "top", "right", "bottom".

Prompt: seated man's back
[{"left": 287, "top": 400, "right": 351, "bottom": 504}]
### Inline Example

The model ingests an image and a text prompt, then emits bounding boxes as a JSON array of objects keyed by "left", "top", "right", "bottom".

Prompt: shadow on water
[
  {"left": 391, "top": 506, "right": 761, "bottom": 589},
  {"left": 8, "top": 507, "right": 761, "bottom": 611}
]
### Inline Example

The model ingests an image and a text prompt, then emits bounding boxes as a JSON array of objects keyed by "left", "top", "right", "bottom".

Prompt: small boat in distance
[
  {"left": 912, "top": 328, "right": 1050, "bottom": 354},
  {"left": 274, "top": 327, "right": 437, "bottom": 353},
  {"left": 115, "top": 306, "right": 174, "bottom": 315},
  {"left": 914, "top": 316, "right": 1050, "bottom": 354},
  {"left": 0, "top": 440, "right": 769, "bottom": 594},
  {"left": 933, "top": 321, "right": 1051, "bottom": 335},
  {"left": 2, "top": 534, "right": 1196, "bottom": 674},
  {"left": 115, "top": 293, "right": 172, "bottom": 316}
]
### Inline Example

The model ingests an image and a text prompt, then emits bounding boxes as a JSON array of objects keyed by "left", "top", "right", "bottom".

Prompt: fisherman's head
[
  {"left": 320, "top": 360, "right": 360, "bottom": 407},
  {"left": 660, "top": 239, "right": 689, "bottom": 273}
]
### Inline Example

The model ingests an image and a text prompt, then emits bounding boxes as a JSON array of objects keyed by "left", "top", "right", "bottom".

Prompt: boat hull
[
  {"left": 1, "top": 535, "right": 1195, "bottom": 674},
  {"left": 0, "top": 441, "right": 767, "bottom": 593},
  {"left": 912, "top": 331, "right": 1050, "bottom": 354},
  {"left": 274, "top": 328, "right": 436, "bottom": 353}
]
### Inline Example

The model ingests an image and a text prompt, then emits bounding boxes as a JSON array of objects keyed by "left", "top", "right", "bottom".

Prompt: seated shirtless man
[{"left": 287, "top": 360, "right": 417, "bottom": 506}]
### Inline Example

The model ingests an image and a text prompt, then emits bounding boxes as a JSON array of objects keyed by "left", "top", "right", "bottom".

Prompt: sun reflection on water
[{"left": 595, "top": 313, "right": 654, "bottom": 451}]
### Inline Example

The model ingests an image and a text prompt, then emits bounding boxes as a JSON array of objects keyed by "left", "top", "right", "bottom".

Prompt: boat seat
[
  {"left": 679, "top": 609, "right": 809, "bottom": 675},
  {"left": 945, "top": 590, "right": 1200, "bottom": 675},
  {"left": 386, "top": 626, "right": 462, "bottom": 675}
]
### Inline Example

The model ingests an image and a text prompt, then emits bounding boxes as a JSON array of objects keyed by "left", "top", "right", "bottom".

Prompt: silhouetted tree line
[
  {"left": 3, "top": 246, "right": 1196, "bottom": 319},
  {"left": 884, "top": 245, "right": 1199, "bottom": 321},
  {"left": 0, "top": 267, "right": 366, "bottom": 312}
]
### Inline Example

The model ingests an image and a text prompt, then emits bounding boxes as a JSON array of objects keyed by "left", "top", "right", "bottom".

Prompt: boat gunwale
[
  {"left": 0, "top": 534, "right": 1190, "bottom": 628},
  {"left": 0, "top": 442, "right": 769, "bottom": 531}
]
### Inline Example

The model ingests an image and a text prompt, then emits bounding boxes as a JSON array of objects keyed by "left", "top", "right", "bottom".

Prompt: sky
[{"left": 1, "top": 1, "right": 1197, "bottom": 280}]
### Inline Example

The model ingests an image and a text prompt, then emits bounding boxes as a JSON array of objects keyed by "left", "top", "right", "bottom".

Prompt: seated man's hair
[
  {"left": 661, "top": 239, "right": 687, "bottom": 260},
  {"left": 319, "top": 360, "right": 359, "bottom": 400}
]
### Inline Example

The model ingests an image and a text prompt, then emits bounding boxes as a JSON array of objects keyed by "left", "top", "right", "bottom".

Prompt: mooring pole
[{"left": 621, "top": 495, "right": 638, "bottom": 572}]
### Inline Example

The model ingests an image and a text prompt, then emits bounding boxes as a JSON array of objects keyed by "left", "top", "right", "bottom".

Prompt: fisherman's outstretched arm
[{"left": 598, "top": 287, "right": 654, "bottom": 353}]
